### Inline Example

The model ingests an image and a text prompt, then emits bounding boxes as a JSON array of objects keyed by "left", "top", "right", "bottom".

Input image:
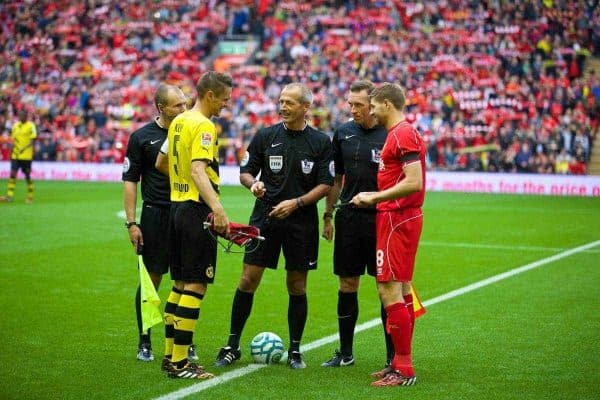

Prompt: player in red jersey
[{"left": 351, "top": 83, "right": 426, "bottom": 387}]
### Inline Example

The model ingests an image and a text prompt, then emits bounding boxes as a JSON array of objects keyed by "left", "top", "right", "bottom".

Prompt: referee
[
  {"left": 215, "top": 83, "right": 333, "bottom": 369},
  {"left": 320, "top": 80, "right": 391, "bottom": 368},
  {"left": 122, "top": 83, "right": 187, "bottom": 362}
]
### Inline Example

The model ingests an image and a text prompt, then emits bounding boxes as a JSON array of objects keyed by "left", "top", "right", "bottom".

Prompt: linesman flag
[
  {"left": 411, "top": 284, "right": 426, "bottom": 318},
  {"left": 138, "top": 255, "right": 162, "bottom": 332}
]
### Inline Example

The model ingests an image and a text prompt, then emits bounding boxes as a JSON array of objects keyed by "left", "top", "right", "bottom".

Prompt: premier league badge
[
  {"left": 371, "top": 149, "right": 381, "bottom": 163},
  {"left": 301, "top": 159, "right": 314, "bottom": 174}
]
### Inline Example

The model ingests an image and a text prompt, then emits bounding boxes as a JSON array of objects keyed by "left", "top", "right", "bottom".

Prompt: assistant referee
[{"left": 122, "top": 83, "right": 187, "bottom": 362}]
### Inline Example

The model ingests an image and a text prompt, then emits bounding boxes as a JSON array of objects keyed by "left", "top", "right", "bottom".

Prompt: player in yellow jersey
[
  {"left": 1, "top": 110, "right": 37, "bottom": 203},
  {"left": 162, "top": 71, "right": 233, "bottom": 380}
]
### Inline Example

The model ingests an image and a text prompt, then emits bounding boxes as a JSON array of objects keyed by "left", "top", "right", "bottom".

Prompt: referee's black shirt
[
  {"left": 241, "top": 122, "right": 334, "bottom": 205},
  {"left": 332, "top": 120, "right": 387, "bottom": 205},
  {"left": 122, "top": 121, "right": 170, "bottom": 206}
]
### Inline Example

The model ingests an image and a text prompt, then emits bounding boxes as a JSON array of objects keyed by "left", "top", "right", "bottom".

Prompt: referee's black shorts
[
  {"left": 140, "top": 202, "right": 170, "bottom": 274},
  {"left": 333, "top": 207, "right": 377, "bottom": 277},
  {"left": 244, "top": 199, "right": 319, "bottom": 271},
  {"left": 169, "top": 201, "right": 217, "bottom": 283}
]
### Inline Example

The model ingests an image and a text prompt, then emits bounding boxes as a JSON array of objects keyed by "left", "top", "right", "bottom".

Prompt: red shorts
[{"left": 375, "top": 208, "right": 423, "bottom": 282}]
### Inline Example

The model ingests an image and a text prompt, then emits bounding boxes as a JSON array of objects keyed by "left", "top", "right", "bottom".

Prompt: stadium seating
[{"left": 0, "top": 0, "right": 598, "bottom": 174}]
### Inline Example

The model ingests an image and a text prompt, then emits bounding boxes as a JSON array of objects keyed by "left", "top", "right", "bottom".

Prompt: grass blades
[{"left": 0, "top": 181, "right": 598, "bottom": 400}]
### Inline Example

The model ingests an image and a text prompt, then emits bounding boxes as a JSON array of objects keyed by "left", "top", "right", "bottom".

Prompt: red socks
[
  {"left": 404, "top": 292, "right": 415, "bottom": 335},
  {"left": 385, "top": 302, "right": 414, "bottom": 377}
]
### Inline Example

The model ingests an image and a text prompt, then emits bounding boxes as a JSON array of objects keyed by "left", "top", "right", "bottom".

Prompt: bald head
[
  {"left": 154, "top": 84, "right": 188, "bottom": 128},
  {"left": 155, "top": 84, "right": 180, "bottom": 110}
]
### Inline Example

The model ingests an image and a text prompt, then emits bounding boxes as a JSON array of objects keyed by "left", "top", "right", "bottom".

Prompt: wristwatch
[{"left": 125, "top": 221, "right": 137, "bottom": 229}]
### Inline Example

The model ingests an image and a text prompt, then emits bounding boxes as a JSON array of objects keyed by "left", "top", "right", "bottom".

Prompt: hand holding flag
[{"left": 204, "top": 213, "right": 265, "bottom": 253}]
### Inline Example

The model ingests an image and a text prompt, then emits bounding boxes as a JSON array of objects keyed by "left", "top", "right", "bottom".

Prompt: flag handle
[{"left": 203, "top": 222, "right": 265, "bottom": 241}]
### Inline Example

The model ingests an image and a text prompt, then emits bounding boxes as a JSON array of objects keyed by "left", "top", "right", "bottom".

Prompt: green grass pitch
[{"left": 0, "top": 181, "right": 598, "bottom": 400}]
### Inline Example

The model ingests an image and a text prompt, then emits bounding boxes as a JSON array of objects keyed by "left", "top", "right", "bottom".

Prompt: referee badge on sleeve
[
  {"left": 371, "top": 149, "right": 381, "bottom": 163},
  {"left": 241, "top": 151, "right": 250, "bottom": 167},
  {"left": 123, "top": 157, "right": 130, "bottom": 173}
]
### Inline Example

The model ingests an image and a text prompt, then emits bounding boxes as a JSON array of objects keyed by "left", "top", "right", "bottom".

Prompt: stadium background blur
[{"left": 0, "top": 0, "right": 598, "bottom": 175}]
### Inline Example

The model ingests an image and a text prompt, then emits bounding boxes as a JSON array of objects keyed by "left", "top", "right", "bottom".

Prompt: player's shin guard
[
  {"left": 386, "top": 302, "right": 414, "bottom": 377},
  {"left": 227, "top": 289, "right": 254, "bottom": 349},
  {"left": 164, "top": 287, "right": 183, "bottom": 358},
  {"left": 288, "top": 294, "right": 307, "bottom": 353},
  {"left": 338, "top": 291, "right": 358, "bottom": 356},
  {"left": 172, "top": 290, "right": 203, "bottom": 365}
]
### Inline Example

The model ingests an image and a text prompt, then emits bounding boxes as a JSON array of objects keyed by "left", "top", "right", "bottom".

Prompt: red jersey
[{"left": 377, "top": 120, "right": 426, "bottom": 211}]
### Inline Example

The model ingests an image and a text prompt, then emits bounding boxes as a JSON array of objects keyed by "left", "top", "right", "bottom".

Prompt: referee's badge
[
  {"left": 371, "top": 149, "right": 381, "bottom": 163},
  {"left": 123, "top": 157, "right": 130, "bottom": 173},
  {"left": 301, "top": 159, "right": 314, "bottom": 174},
  {"left": 269, "top": 156, "right": 283, "bottom": 173},
  {"left": 240, "top": 151, "right": 250, "bottom": 167}
]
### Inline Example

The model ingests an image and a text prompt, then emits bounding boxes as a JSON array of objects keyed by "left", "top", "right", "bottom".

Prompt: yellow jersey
[
  {"left": 167, "top": 109, "right": 220, "bottom": 203},
  {"left": 11, "top": 120, "right": 37, "bottom": 160}
]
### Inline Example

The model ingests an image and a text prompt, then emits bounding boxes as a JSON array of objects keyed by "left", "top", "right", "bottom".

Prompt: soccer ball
[{"left": 250, "top": 332, "right": 286, "bottom": 364}]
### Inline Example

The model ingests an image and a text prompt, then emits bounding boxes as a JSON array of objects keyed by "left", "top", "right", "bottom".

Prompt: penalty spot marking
[{"left": 151, "top": 239, "right": 600, "bottom": 400}]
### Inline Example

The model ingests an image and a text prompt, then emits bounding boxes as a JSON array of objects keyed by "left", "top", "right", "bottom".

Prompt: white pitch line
[
  {"left": 152, "top": 239, "right": 600, "bottom": 400},
  {"left": 420, "top": 241, "right": 600, "bottom": 253}
]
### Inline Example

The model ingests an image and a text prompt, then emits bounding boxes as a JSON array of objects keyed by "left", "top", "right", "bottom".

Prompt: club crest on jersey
[
  {"left": 201, "top": 132, "right": 212, "bottom": 147},
  {"left": 269, "top": 155, "right": 283, "bottom": 173},
  {"left": 301, "top": 159, "right": 314, "bottom": 174},
  {"left": 240, "top": 151, "right": 250, "bottom": 167},
  {"left": 371, "top": 149, "right": 381, "bottom": 163},
  {"left": 123, "top": 157, "right": 130, "bottom": 173}
]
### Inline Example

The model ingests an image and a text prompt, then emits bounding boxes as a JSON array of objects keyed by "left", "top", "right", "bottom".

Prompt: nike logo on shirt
[
  {"left": 271, "top": 143, "right": 283, "bottom": 147},
  {"left": 344, "top": 135, "right": 356, "bottom": 139},
  {"left": 150, "top": 139, "right": 161, "bottom": 145}
]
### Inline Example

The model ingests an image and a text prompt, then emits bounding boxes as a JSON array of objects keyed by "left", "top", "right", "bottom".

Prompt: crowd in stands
[{"left": 1, "top": 0, "right": 599, "bottom": 175}]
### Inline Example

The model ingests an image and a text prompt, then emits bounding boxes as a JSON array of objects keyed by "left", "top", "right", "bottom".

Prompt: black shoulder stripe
[{"left": 400, "top": 152, "right": 420, "bottom": 163}]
